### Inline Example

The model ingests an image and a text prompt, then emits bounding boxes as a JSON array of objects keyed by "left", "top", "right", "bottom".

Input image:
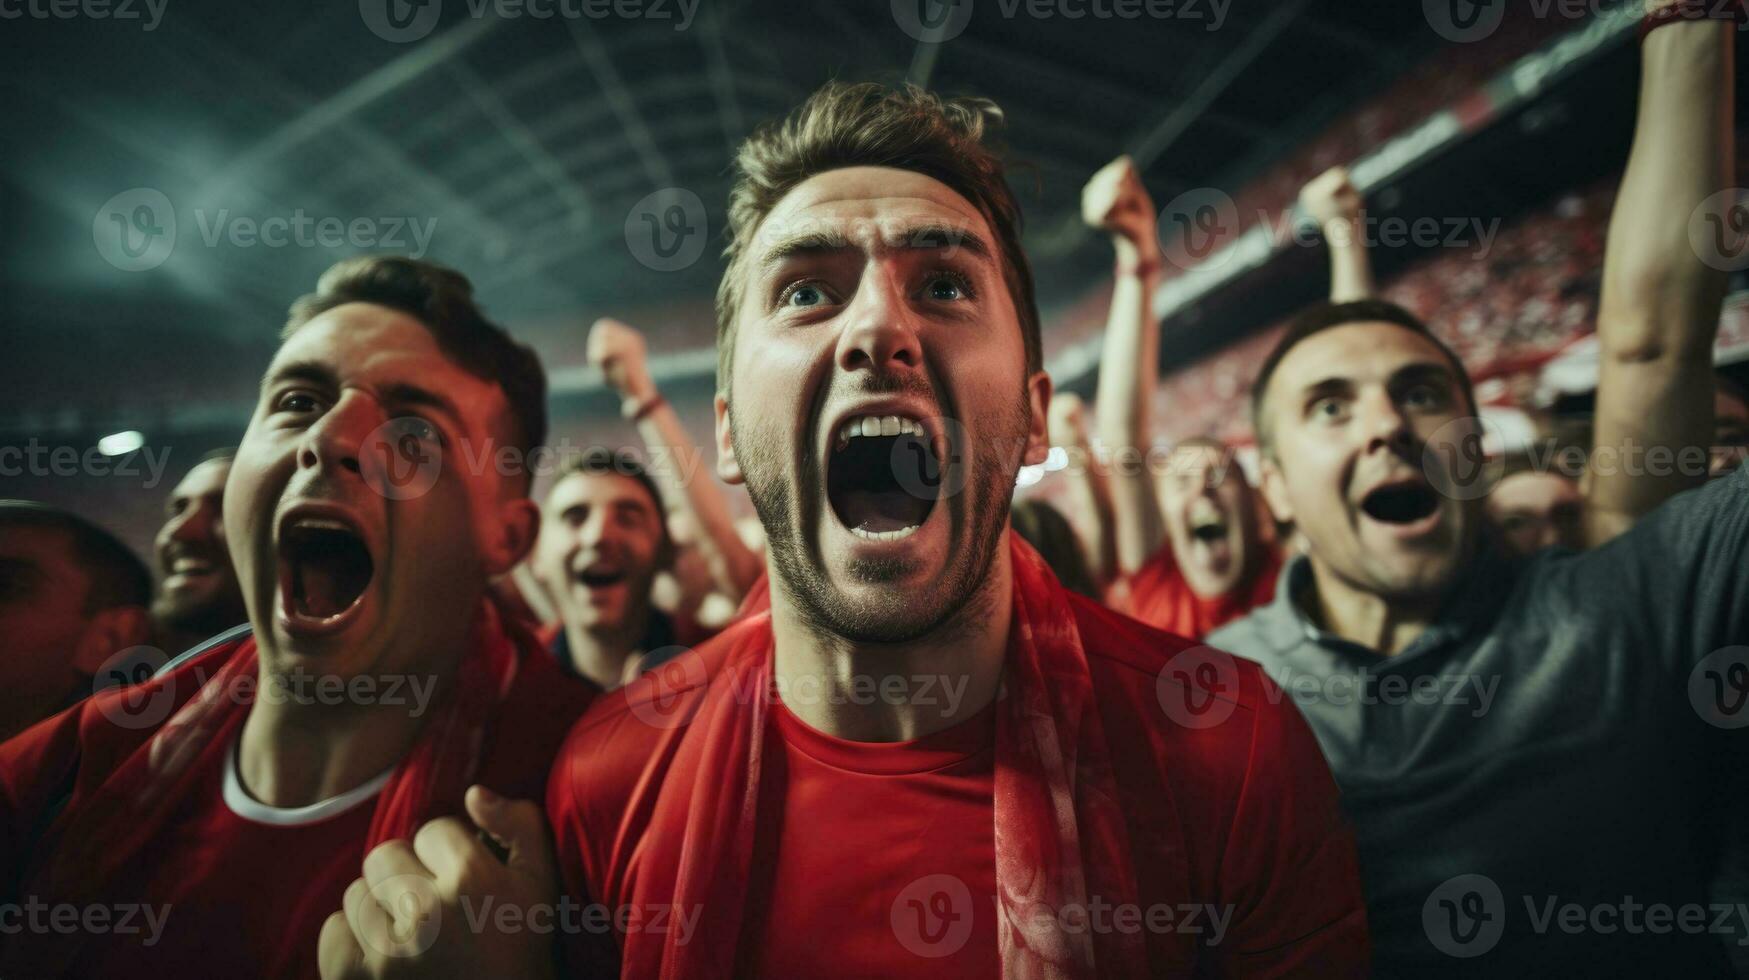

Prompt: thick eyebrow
[
  {"left": 261, "top": 359, "right": 337, "bottom": 392},
  {"left": 1297, "top": 377, "right": 1355, "bottom": 410},
  {"left": 260, "top": 361, "right": 464, "bottom": 428},
  {"left": 609, "top": 497, "right": 657, "bottom": 520},
  {"left": 1296, "top": 361, "right": 1458, "bottom": 409},
  {"left": 758, "top": 230, "right": 851, "bottom": 271},
  {"left": 1389, "top": 361, "right": 1460, "bottom": 392},
  {"left": 756, "top": 223, "right": 993, "bottom": 274},
  {"left": 379, "top": 382, "right": 464, "bottom": 428}
]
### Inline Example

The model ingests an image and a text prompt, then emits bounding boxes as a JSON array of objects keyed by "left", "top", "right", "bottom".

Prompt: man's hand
[
  {"left": 1081, "top": 155, "right": 1160, "bottom": 262},
  {"left": 587, "top": 317, "right": 656, "bottom": 404},
  {"left": 1299, "top": 166, "right": 1363, "bottom": 230},
  {"left": 318, "top": 786, "right": 559, "bottom": 980}
]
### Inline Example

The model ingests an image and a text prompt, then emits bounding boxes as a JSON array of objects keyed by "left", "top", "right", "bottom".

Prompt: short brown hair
[
  {"left": 284, "top": 256, "right": 548, "bottom": 490},
  {"left": 714, "top": 81, "right": 1041, "bottom": 393},
  {"left": 1251, "top": 299, "right": 1475, "bottom": 453},
  {"left": 0, "top": 500, "right": 152, "bottom": 612}
]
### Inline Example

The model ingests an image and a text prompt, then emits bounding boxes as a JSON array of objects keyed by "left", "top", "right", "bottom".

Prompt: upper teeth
[
  {"left": 836, "top": 415, "right": 922, "bottom": 448},
  {"left": 291, "top": 517, "right": 350, "bottom": 532}
]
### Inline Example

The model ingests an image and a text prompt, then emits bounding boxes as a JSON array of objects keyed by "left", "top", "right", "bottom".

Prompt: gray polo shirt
[{"left": 1208, "top": 465, "right": 1749, "bottom": 977}]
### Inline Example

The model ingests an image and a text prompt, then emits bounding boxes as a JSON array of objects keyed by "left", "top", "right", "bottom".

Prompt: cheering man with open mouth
[
  {"left": 0, "top": 256, "right": 593, "bottom": 978},
  {"left": 317, "top": 82, "right": 1372, "bottom": 980}
]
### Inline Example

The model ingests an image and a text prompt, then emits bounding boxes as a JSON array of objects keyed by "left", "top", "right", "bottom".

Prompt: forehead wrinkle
[{"left": 756, "top": 221, "right": 993, "bottom": 274}]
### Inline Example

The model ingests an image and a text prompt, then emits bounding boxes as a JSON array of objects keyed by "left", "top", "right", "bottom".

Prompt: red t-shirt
[
  {"left": 741, "top": 695, "right": 1001, "bottom": 977},
  {"left": 47, "top": 735, "right": 381, "bottom": 977},
  {"left": 1113, "top": 542, "right": 1283, "bottom": 640},
  {"left": 0, "top": 639, "right": 593, "bottom": 978},
  {"left": 548, "top": 592, "right": 1369, "bottom": 977}
]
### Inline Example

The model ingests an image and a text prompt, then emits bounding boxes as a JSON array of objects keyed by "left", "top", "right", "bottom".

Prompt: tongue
[
  {"left": 839, "top": 488, "right": 928, "bottom": 533},
  {"left": 294, "top": 555, "right": 365, "bottom": 619},
  {"left": 296, "top": 561, "right": 342, "bottom": 619}
]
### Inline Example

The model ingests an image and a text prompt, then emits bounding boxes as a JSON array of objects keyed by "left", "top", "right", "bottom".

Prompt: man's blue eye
[
  {"left": 788, "top": 285, "right": 825, "bottom": 307},
  {"left": 925, "top": 272, "right": 972, "bottom": 302}
]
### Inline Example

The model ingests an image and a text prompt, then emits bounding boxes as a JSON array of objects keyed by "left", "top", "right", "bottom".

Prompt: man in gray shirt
[
  {"left": 1208, "top": 11, "right": 1743, "bottom": 974},
  {"left": 1212, "top": 448, "right": 1746, "bottom": 973},
  {"left": 1209, "top": 296, "right": 1747, "bottom": 975}
]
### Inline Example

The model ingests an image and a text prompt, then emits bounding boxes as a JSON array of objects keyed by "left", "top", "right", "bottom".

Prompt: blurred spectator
[
  {"left": 1010, "top": 498, "right": 1100, "bottom": 599},
  {"left": 1487, "top": 454, "right": 1586, "bottom": 557},
  {"left": 0, "top": 501, "right": 153, "bottom": 741},
  {"left": 150, "top": 449, "right": 246, "bottom": 656},
  {"left": 527, "top": 449, "right": 684, "bottom": 691}
]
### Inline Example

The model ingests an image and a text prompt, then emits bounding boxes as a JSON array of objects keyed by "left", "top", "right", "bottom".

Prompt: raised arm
[
  {"left": 1300, "top": 166, "right": 1375, "bottom": 303},
  {"left": 588, "top": 318, "right": 763, "bottom": 601},
  {"left": 1586, "top": 10, "right": 1734, "bottom": 545},
  {"left": 1086, "top": 156, "right": 1168, "bottom": 574},
  {"left": 1047, "top": 392, "right": 1120, "bottom": 591}
]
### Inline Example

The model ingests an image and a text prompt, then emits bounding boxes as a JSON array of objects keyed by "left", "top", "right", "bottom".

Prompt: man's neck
[
  {"left": 236, "top": 636, "right": 466, "bottom": 808},
  {"left": 769, "top": 550, "right": 1011, "bottom": 743},
  {"left": 562, "top": 612, "right": 649, "bottom": 691},
  {"left": 1305, "top": 559, "right": 1445, "bottom": 656}
]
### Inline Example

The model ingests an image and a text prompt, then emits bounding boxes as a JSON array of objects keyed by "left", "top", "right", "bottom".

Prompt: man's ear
[
  {"left": 484, "top": 496, "right": 541, "bottom": 577},
  {"left": 715, "top": 393, "right": 744, "bottom": 485},
  {"left": 1022, "top": 371, "right": 1053, "bottom": 467},
  {"left": 1258, "top": 452, "right": 1296, "bottom": 525},
  {"left": 71, "top": 604, "right": 153, "bottom": 678}
]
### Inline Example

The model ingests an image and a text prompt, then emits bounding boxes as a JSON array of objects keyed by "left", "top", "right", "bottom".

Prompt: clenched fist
[
  {"left": 1082, "top": 155, "right": 1161, "bottom": 260},
  {"left": 318, "top": 786, "right": 559, "bottom": 980},
  {"left": 1299, "top": 166, "right": 1364, "bottom": 230},
  {"left": 587, "top": 317, "right": 657, "bottom": 404}
]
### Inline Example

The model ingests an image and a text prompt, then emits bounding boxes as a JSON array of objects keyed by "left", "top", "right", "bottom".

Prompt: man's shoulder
[
  {"left": 1066, "top": 593, "right": 1330, "bottom": 839},
  {"left": 1204, "top": 600, "right": 1291, "bottom": 667},
  {"left": 1069, "top": 592, "right": 1285, "bottom": 731}
]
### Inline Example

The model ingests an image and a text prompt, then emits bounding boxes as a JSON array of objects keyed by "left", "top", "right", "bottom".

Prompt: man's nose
[
  {"left": 1358, "top": 387, "right": 1415, "bottom": 455},
  {"left": 167, "top": 502, "right": 218, "bottom": 544},
  {"left": 296, "top": 391, "right": 379, "bottom": 477},
  {"left": 835, "top": 264, "right": 923, "bottom": 375}
]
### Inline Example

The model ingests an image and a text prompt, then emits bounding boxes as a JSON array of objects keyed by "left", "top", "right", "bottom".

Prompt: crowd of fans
[{"left": 1, "top": 5, "right": 1746, "bottom": 978}]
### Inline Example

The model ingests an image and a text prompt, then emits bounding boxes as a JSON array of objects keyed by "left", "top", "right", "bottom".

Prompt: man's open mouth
[
  {"left": 278, "top": 515, "right": 374, "bottom": 626},
  {"left": 1189, "top": 517, "right": 1228, "bottom": 542},
  {"left": 826, "top": 414, "right": 940, "bottom": 541},
  {"left": 164, "top": 551, "right": 221, "bottom": 579},
  {"left": 1360, "top": 482, "right": 1441, "bottom": 525},
  {"left": 575, "top": 565, "right": 627, "bottom": 589}
]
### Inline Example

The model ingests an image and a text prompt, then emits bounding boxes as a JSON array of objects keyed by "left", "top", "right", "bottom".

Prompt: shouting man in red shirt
[
  {"left": 1082, "top": 156, "right": 1281, "bottom": 640},
  {"left": 319, "top": 83, "right": 1369, "bottom": 979},
  {"left": 0, "top": 257, "right": 593, "bottom": 978}
]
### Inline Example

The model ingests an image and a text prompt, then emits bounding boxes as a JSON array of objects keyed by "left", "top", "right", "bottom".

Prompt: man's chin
[
  {"left": 812, "top": 591, "right": 947, "bottom": 645},
  {"left": 1365, "top": 553, "right": 1463, "bottom": 603}
]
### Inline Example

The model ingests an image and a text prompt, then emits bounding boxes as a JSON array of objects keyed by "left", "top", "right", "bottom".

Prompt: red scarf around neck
[{"left": 629, "top": 534, "right": 1148, "bottom": 978}]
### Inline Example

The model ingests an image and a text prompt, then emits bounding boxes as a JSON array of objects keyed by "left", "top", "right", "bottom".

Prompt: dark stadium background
[{"left": 3, "top": 0, "right": 1746, "bottom": 560}]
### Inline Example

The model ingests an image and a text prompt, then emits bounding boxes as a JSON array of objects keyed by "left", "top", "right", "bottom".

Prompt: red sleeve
[
  {"left": 0, "top": 704, "right": 90, "bottom": 902},
  {"left": 1209, "top": 679, "right": 1371, "bottom": 977}
]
